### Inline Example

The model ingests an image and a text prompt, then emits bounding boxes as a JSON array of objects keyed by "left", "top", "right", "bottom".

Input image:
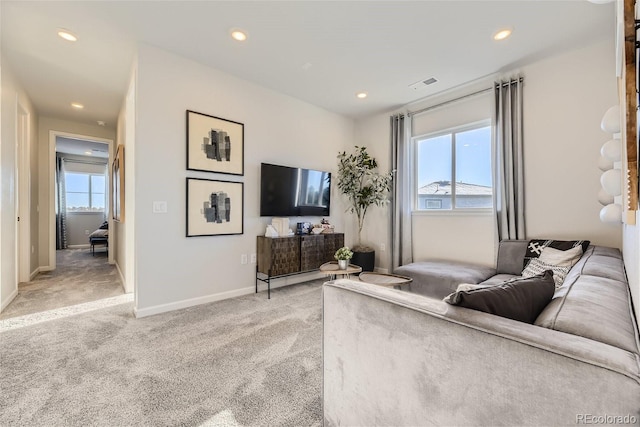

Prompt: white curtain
[
  {"left": 390, "top": 113, "right": 413, "bottom": 270},
  {"left": 493, "top": 78, "right": 525, "bottom": 241}
]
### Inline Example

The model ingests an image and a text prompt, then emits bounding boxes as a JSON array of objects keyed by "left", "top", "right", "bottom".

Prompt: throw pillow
[
  {"left": 99, "top": 221, "right": 109, "bottom": 230},
  {"left": 538, "top": 245, "right": 583, "bottom": 267},
  {"left": 455, "top": 283, "right": 490, "bottom": 292},
  {"left": 523, "top": 239, "right": 590, "bottom": 269},
  {"left": 444, "top": 270, "right": 555, "bottom": 324},
  {"left": 89, "top": 229, "right": 108, "bottom": 239},
  {"left": 521, "top": 258, "right": 571, "bottom": 288}
]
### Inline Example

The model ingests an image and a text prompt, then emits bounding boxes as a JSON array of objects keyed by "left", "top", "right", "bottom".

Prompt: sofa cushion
[
  {"left": 535, "top": 274, "right": 640, "bottom": 354},
  {"left": 444, "top": 270, "right": 555, "bottom": 324},
  {"left": 395, "top": 260, "right": 496, "bottom": 299},
  {"left": 523, "top": 239, "right": 590, "bottom": 269},
  {"left": 581, "top": 254, "right": 627, "bottom": 283}
]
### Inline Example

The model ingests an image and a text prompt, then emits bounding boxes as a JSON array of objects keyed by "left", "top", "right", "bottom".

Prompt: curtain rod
[
  {"left": 407, "top": 77, "right": 523, "bottom": 118},
  {"left": 60, "top": 157, "right": 108, "bottom": 166}
]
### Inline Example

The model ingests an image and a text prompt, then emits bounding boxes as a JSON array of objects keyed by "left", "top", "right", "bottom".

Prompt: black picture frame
[
  {"left": 186, "top": 177, "right": 244, "bottom": 237},
  {"left": 186, "top": 110, "right": 244, "bottom": 176}
]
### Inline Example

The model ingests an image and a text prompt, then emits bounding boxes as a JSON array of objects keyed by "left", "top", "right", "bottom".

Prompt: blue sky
[
  {"left": 65, "top": 173, "right": 106, "bottom": 209},
  {"left": 417, "top": 126, "right": 492, "bottom": 188}
]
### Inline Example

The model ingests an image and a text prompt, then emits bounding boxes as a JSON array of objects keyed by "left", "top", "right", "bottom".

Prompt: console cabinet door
[
  {"left": 257, "top": 236, "right": 300, "bottom": 276},
  {"left": 300, "top": 235, "right": 325, "bottom": 271},
  {"left": 257, "top": 233, "right": 345, "bottom": 277}
]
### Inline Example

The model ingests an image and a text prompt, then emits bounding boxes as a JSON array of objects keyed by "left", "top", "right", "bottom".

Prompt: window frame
[
  {"left": 65, "top": 171, "right": 107, "bottom": 213},
  {"left": 412, "top": 119, "right": 493, "bottom": 214}
]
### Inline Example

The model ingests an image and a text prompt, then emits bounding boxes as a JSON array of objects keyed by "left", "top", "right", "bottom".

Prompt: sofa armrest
[
  {"left": 496, "top": 239, "right": 528, "bottom": 274},
  {"left": 323, "top": 279, "right": 640, "bottom": 427}
]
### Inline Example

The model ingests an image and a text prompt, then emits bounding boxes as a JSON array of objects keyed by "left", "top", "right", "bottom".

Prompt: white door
[{"left": 16, "top": 105, "right": 30, "bottom": 284}]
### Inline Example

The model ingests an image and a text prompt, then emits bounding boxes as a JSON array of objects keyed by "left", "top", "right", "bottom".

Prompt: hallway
[{"left": 0, "top": 249, "right": 124, "bottom": 320}]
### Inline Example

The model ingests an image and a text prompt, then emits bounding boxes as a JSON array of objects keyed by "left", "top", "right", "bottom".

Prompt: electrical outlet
[
  {"left": 250, "top": 253, "right": 256, "bottom": 264},
  {"left": 241, "top": 254, "right": 248, "bottom": 265},
  {"left": 380, "top": 243, "right": 386, "bottom": 251}
]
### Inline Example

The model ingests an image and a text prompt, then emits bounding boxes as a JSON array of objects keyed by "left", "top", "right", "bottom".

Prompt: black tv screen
[{"left": 260, "top": 163, "right": 331, "bottom": 217}]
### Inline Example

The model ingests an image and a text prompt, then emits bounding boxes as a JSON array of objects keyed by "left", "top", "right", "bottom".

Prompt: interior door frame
[
  {"left": 16, "top": 102, "right": 30, "bottom": 284},
  {"left": 48, "top": 131, "right": 114, "bottom": 269}
]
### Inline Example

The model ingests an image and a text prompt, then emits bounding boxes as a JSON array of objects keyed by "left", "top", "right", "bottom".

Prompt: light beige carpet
[
  {"left": 0, "top": 280, "right": 324, "bottom": 427},
  {"left": 1, "top": 249, "right": 123, "bottom": 320}
]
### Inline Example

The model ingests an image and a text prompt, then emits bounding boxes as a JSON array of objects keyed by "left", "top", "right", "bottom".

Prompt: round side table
[{"left": 319, "top": 261, "right": 362, "bottom": 280}]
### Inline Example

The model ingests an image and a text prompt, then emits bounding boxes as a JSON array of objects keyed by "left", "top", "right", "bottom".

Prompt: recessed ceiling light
[
  {"left": 356, "top": 92, "right": 368, "bottom": 99},
  {"left": 97, "top": 121, "right": 106, "bottom": 126},
  {"left": 493, "top": 28, "right": 512, "bottom": 41},
  {"left": 57, "top": 29, "right": 78, "bottom": 42},
  {"left": 71, "top": 103, "right": 84, "bottom": 109},
  {"left": 230, "top": 29, "right": 248, "bottom": 42},
  {"left": 85, "top": 151, "right": 92, "bottom": 155}
]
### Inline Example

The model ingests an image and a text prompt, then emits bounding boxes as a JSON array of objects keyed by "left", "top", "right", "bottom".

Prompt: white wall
[
  {"left": 521, "top": 39, "right": 620, "bottom": 248},
  {"left": 355, "top": 38, "right": 621, "bottom": 272},
  {"left": 133, "top": 45, "right": 353, "bottom": 316},
  {"left": 66, "top": 213, "right": 105, "bottom": 247},
  {"left": 623, "top": 216, "right": 639, "bottom": 321},
  {"left": 1, "top": 59, "right": 38, "bottom": 311},
  {"left": 37, "top": 116, "right": 115, "bottom": 269},
  {"left": 114, "top": 63, "right": 136, "bottom": 294}
]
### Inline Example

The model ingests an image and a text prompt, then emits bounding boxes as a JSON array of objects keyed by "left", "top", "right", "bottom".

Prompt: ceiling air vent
[{"left": 409, "top": 77, "right": 438, "bottom": 90}]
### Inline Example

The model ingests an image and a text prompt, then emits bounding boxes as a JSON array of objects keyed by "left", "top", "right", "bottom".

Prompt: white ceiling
[
  {"left": 56, "top": 136, "right": 109, "bottom": 158},
  {"left": 1, "top": 1, "right": 615, "bottom": 127}
]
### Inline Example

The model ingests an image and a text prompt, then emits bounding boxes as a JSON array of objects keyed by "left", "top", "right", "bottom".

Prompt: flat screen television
[{"left": 260, "top": 163, "right": 331, "bottom": 217}]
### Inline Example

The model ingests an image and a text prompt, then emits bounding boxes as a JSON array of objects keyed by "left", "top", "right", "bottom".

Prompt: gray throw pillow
[{"left": 443, "top": 270, "right": 555, "bottom": 324}]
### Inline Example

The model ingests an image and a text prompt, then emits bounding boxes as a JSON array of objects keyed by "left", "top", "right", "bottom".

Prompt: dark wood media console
[{"left": 256, "top": 233, "right": 344, "bottom": 298}]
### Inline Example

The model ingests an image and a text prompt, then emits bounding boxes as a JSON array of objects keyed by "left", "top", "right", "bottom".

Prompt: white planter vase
[{"left": 338, "top": 259, "right": 349, "bottom": 270}]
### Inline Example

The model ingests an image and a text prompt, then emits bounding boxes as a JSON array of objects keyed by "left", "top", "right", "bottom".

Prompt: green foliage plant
[
  {"left": 334, "top": 246, "right": 354, "bottom": 261},
  {"left": 337, "top": 146, "right": 392, "bottom": 251}
]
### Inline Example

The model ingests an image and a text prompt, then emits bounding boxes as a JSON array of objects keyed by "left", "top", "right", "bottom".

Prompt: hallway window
[{"left": 65, "top": 172, "right": 106, "bottom": 212}]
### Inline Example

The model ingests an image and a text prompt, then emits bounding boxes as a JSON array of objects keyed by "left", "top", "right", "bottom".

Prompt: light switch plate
[{"left": 153, "top": 201, "right": 168, "bottom": 213}]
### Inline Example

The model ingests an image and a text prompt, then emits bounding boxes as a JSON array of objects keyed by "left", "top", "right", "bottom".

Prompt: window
[
  {"left": 416, "top": 122, "right": 492, "bottom": 210},
  {"left": 65, "top": 172, "right": 106, "bottom": 212}
]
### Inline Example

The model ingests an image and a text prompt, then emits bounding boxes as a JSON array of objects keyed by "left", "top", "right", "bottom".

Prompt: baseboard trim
[
  {"left": 29, "top": 267, "right": 41, "bottom": 281},
  {"left": 134, "top": 286, "right": 255, "bottom": 318},
  {"left": 133, "top": 271, "right": 327, "bottom": 319},
  {"left": 39, "top": 266, "right": 54, "bottom": 272},
  {"left": 1, "top": 288, "right": 19, "bottom": 312},
  {"left": 68, "top": 244, "right": 90, "bottom": 249},
  {"left": 114, "top": 261, "right": 129, "bottom": 293}
]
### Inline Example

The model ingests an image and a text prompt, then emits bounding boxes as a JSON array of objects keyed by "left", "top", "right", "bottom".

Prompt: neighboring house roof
[{"left": 418, "top": 181, "right": 492, "bottom": 196}]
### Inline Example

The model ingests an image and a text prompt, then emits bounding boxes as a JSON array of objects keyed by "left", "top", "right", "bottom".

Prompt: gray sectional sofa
[{"left": 322, "top": 240, "right": 640, "bottom": 426}]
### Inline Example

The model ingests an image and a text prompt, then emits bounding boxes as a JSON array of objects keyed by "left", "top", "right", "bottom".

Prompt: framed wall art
[
  {"left": 112, "top": 144, "right": 125, "bottom": 222},
  {"left": 186, "top": 110, "right": 244, "bottom": 176},
  {"left": 186, "top": 177, "right": 244, "bottom": 237}
]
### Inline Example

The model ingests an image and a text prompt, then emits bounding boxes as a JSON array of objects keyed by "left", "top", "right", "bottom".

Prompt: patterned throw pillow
[
  {"left": 521, "top": 258, "right": 571, "bottom": 288},
  {"left": 523, "top": 239, "right": 590, "bottom": 269}
]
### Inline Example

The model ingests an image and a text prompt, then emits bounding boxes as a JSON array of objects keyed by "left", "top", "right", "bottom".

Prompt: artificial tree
[{"left": 336, "top": 146, "right": 392, "bottom": 269}]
